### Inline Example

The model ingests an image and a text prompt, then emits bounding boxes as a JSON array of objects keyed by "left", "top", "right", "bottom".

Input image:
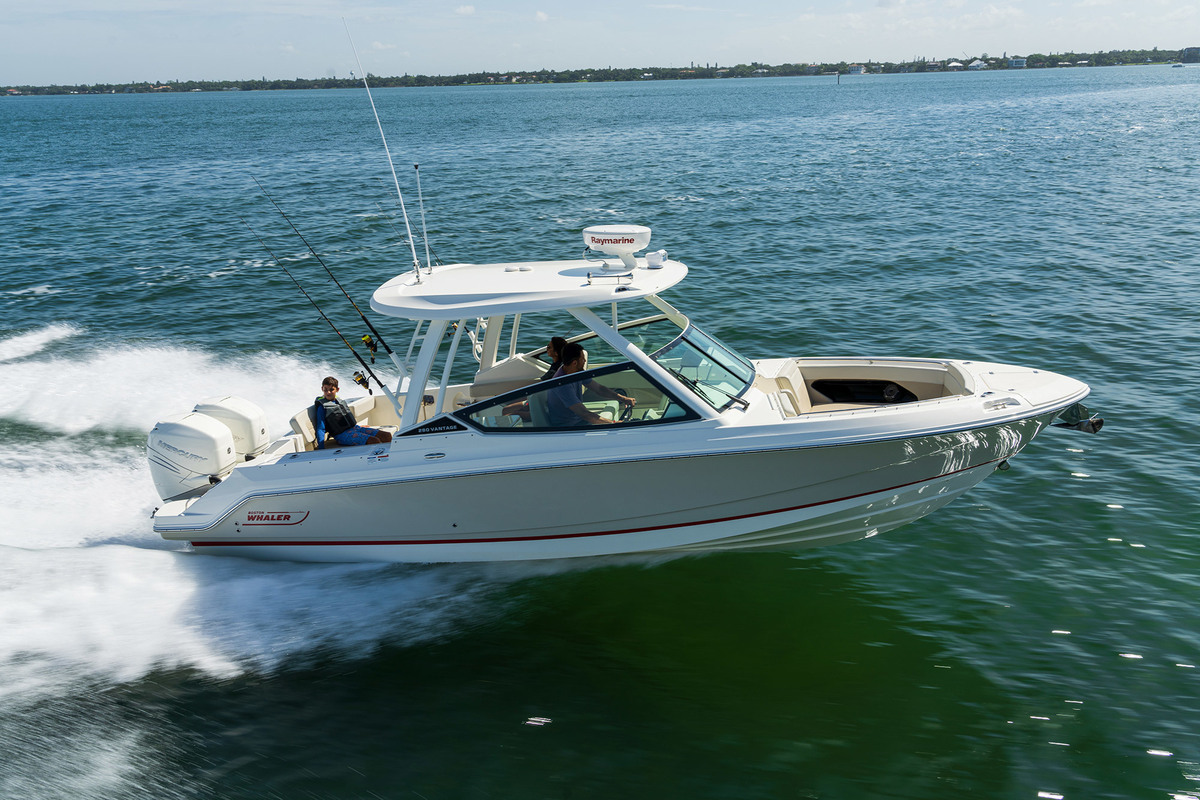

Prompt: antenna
[
  {"left": 414, "top": 164, "right": 433, "bottom": 275},
  {"left": 344, "top": 19, "right": 423, "bottom": 280}
]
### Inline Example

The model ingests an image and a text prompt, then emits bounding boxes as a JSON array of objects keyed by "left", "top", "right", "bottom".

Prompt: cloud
[
  {"left": 370, "top": 41, "right": 396, "bottom": 51},
  {"left": 955, "top": 4, "right": 1025, "bottom": 30},
  {"left": 535, "top": 10, "right": 549, "bottom": 22},
  {"left": 455, "top": 5, "right": 475, "bottom": 15}
]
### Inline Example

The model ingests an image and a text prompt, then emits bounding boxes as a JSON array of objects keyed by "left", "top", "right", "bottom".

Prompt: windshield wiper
[{"left": 664, "top": 366, "right": 749, "bottom": 410}]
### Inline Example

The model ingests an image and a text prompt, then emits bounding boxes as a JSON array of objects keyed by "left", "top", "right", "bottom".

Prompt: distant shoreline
[{"left": 5, "top": 46, "right": 1195, "bottom": 95}]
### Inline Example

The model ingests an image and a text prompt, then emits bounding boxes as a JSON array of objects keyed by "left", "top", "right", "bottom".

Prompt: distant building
[
  {"left": 968, "top": 59, "right": 987, "bottom": 70},
  {"left": 805, "top": 64, "right": 821, "bottom": 75},
  {"left": 1009, "top": 56, "right": 1027, "bottom": 68},
  {"left": 947, "top": 61, "right": 964, "bottom": 71},
  {"left": 847, "top": 64, "right": 865, "bottom": 74}
]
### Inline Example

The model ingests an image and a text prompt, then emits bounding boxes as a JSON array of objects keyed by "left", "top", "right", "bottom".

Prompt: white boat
[{"left": 148, "top": 225, "right": 1102, "bottom": 562}]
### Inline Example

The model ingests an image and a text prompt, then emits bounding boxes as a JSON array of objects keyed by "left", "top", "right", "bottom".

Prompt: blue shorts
[{"left": 333, "top": 425, "right": 383, "bottom": 446}]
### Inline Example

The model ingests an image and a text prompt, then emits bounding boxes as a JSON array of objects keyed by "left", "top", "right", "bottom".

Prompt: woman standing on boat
[{"left": 314, "top": 376, "right": 392, "bottom": 448}]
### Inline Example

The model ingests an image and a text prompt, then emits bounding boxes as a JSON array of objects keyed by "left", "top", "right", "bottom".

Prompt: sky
[{"left": 1, "top": 0, "right": 1195, "bottom": 86}]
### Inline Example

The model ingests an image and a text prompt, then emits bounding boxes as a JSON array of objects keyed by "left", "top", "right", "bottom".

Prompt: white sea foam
[
  {"left": 0, "top": 338, "right": 456, "bottom": 692},
  {"left": 2, "top": 284, "right": 62, "bottom": 298},
  {"left": 0, "top": 553, "right": 509, "bottom": 799},
  {"left": 0, "top": 543, "right": 499, "bottom": 700},
  {"left": 0, "top": 717, "right": 148, "bottom": 800},
  {"left": 0, "top": 439, "right": 161, "bottom": 550},
  {"left": 0, "top": 323, "right": 81, "bottom": 363},
  {"left": 0, "top": 340, "right": 342, "bottom": 436},
  {"left": 0, "top": 336, "right": 620, "bottom": 702},
  {"left": 0, "top": 471, "right": 502, "bottom": 691}
]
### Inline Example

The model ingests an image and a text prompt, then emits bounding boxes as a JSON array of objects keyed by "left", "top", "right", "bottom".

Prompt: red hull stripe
[{"left": 190, "top": 457, "right": 1002, "bottom": 549}]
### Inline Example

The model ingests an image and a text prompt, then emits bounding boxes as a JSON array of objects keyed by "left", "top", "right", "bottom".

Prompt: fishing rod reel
[
  {"left": 361, "top": 334, "right": 378, "bottom": 364},
  {"left": 353, "top": 371, "right": 373, "bottom": 394}
]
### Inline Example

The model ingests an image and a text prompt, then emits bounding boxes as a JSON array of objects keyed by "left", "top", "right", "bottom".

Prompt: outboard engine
[
  {"left": 147, "top": 395, "right": 269, "bottom": 502},
  {"left": 193, "top": 396, "right": 269, "bottom": 460},
  {"left": 147, "top": 412, "right": 237, "bottom": 502}
]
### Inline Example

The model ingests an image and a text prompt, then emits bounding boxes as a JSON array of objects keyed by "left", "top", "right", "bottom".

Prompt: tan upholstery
[
  {"left": 288, "top": 395, "right": 384, "bottom": 451},
  {"left": 755, "top": 358, "right": 812, "bottom": 417}
]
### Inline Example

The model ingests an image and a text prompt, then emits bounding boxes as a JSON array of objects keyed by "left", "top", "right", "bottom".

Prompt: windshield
[
  {"left": 649, "top": 324, "right": 756, "bottom": 411},
  {"left": 552, "top": 315, "right": 687, "bottom": 368},
  {"left": 467, "top": 306, "right": 755, "bottom": 415},
  {"left": 456, "top": 362, "right": 698, "bottom": 432}
]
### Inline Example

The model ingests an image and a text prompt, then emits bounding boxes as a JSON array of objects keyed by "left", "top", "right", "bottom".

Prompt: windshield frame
[
  {"left": 646, "top": 322, "right": 757, "bottom": 412},
  {"left": 452, "top": 360, "right": 703, "bottom": 433}
]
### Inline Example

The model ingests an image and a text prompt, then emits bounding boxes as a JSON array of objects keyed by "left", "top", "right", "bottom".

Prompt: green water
[{"left": 1, "top": 66, "right": 1199, "bottom": 799}]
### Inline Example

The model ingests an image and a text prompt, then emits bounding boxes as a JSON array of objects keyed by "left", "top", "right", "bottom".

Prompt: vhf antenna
[{"left": 414, "top": 164, "right": 433, "bottom": 275}]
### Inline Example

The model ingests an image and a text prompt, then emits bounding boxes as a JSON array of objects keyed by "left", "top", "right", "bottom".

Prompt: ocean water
[{"left": 2, "top": 66, "right": 1199, "bottom": 799}]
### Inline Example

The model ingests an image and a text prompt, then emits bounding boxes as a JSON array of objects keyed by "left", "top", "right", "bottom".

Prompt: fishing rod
[
  {"left": 239, "top": 217, "right": 403, "bottom": 415},
  {"left": 344, "top": 19, "right": 424, "bottom": 280},
  {"left": 252, "top": 176, "right": 408, "bottom": 380}
]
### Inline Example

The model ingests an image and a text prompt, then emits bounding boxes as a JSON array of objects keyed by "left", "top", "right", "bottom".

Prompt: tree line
[{"left": 4, "top": 47, "right": 1191, "bottom": 95}]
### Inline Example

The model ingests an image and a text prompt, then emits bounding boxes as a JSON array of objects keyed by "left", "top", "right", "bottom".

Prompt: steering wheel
[{"left": 619, "top": 402, "right": 635, "bottom": 422}]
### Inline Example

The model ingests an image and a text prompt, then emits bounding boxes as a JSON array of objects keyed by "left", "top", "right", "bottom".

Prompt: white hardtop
[
  {"left": 364, "top": 225, "right": 714, "bottom": 430},
  {"left": 370, "top": 257, "right": 687, "bottom": 321},
  {"left": 371, "top": 225, "right": 683, "bottom": 321}
]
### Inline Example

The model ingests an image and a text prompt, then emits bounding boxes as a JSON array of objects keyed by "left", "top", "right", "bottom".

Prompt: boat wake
[
  {"left": 0, "top": 323, "right": 80, "bottom": 364},
  {"left": 1, "top": 326, "right": 328, "bottom": 437},
  {"left": 0, "top": 326, "right": 619, "bottom": 700}
]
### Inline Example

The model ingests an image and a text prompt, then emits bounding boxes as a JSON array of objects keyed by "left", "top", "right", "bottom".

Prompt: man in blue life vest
[
  {"left": 314, "top": 376, "right": 392, "bottom": 449},
  {"left": 545, "top": 342, "right": 635, "bottom": 426}
]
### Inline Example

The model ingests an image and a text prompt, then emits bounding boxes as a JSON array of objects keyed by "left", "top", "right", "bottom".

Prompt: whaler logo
[{"left": 243, "top": 511, "right": 310, "bottom": 526}]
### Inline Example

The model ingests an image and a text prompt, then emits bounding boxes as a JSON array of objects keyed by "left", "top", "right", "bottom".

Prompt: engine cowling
[
  {"left": 193, "top": 395, "right": 269, "bottom": 461},
  {"left": 147, "top": 412, "right": 236, "bottom": 502}
]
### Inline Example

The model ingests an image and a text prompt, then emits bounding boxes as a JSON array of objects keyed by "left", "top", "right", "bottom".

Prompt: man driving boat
[{"left": 546, "top": 343, "right": 635, "bottom": 426}]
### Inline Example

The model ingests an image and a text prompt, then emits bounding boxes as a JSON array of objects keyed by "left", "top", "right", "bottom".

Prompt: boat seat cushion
[
  {"left": 755, "top": 358, "right": 812, "bottom": 415},
  {"left": 775, "top": 361, "right": 812, "bottom": 414},
  {"left": 290, "top": 407, "right": 319, "bottom": 449},
  {"left": 288, "top": 395, "right": 379, "bottom": 451}
]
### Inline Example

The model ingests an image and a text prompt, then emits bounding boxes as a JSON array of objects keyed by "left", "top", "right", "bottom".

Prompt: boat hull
[{"left": 171, "top": 412, "right": 1054, "bottom": 562}]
